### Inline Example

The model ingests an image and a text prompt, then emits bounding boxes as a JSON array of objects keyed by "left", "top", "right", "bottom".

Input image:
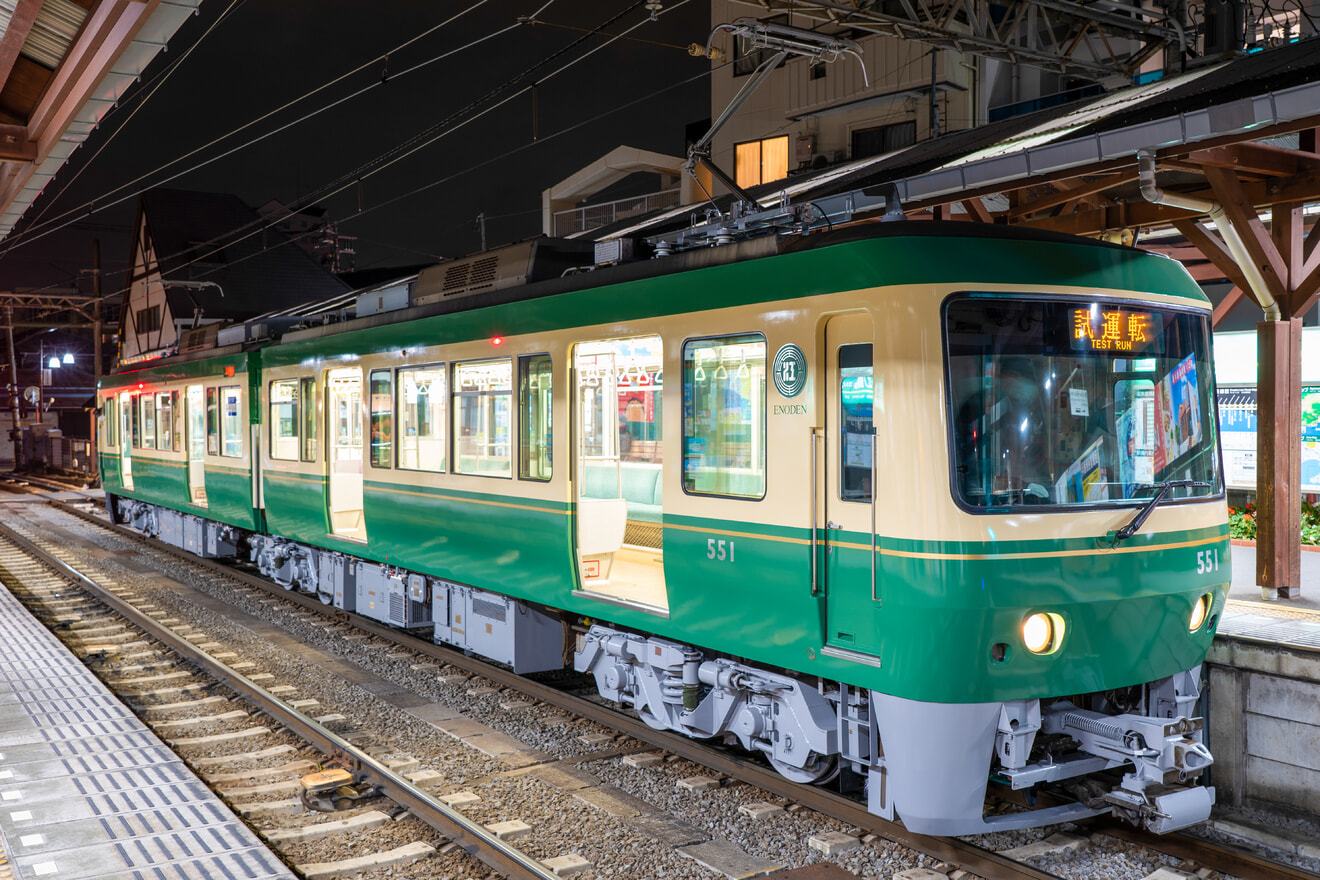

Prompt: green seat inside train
[{"left": 583, "top": 462, "right": 662, "bottom": 523}]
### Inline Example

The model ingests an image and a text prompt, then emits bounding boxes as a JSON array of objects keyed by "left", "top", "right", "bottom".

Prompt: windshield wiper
[{"left": 1112, "top": 480, "right": 1212, "bottom": 544}]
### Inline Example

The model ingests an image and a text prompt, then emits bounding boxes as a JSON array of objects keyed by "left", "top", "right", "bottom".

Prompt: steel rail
[
  {"left": 0, "top": 517, "right": 559, "bottom": 880},
  {"left": 47, "top": 500, "right": 1055, "bottom": 880},
  {"left": 50, "top": 499, "right": 1320, "bottom": 880}
]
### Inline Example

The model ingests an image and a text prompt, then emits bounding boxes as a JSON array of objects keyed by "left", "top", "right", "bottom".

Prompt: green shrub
[{"left": 1230, "top": 501, "right": 1320, "bottom": 545}]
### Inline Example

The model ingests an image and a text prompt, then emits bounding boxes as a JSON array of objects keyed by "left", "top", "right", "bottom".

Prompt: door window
[
  {"left": 839, "top": 344, "right": 874, "bottom": 502},
  {"left": 682, "top": 333, "right": 767, "bottom": 498}
]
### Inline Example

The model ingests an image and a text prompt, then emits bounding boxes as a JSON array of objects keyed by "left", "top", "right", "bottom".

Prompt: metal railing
[{"left": 553, "top": 189, "right": 681, "bottom": 236}]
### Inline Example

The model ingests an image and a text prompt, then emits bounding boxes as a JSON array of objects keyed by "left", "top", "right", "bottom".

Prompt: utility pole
[
  {"left": 91, "top": 240, "right": 102, "bottom": 482},
  {"left": 5, "top": 305, "right": 20, "bottom": 472}
]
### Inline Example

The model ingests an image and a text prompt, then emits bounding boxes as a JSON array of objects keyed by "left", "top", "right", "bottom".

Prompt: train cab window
[
  {"left": 519, "top": 354, "right": 552, "bottom": 481},
  {"left": 219, "top": 385, "right": 243, "bottom": 457},
  {"left": 369, "top": 370, "right": 392, "bottom": 468},
  {"left": 682, "top": 334, "right": 767, "bottom": 499},
  {"left": 300, "top": 377, "right": 318, "bottom": 461},
  {"left": 270, "top": 379, "right": 299, "bottom": 461},
  {"left": 946, "top": 295, "right": 1223, "bottom": 509},
  {"left": 140, "top": 394, "right": 156, "bottom": 449},
  {"left": 454, "top": 359, "right": 512, "bottom": 477},
  {"left": 398, "top": 365, "right": 446, "bottom": 472},
  {"left": 206, "top": 387, "right": 219, "bottom": 455},
  {"left": 839, "top": 344, "right": 874, "bottom": 502}
]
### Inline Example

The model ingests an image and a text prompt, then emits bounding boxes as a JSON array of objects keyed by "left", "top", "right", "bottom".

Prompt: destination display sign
[{"left": 1069, "top": 307, "right": 1163, "bottom": 353}]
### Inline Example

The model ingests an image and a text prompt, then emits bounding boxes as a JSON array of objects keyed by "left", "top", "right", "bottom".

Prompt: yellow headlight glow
[
  {"left": 1023, "top": 613, "right": 1054, "bottom": 654},
  {"left": 1190, "top": 594, "right": 1211, "bottom": 632}
]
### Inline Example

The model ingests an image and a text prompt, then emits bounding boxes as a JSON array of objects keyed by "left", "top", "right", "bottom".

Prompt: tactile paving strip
[
  {"left": 0, "top": 574, "right": 295, "bottom": 880},
  {"left": 1218, "top": 606, "right": 1320, "bottom": 649}
]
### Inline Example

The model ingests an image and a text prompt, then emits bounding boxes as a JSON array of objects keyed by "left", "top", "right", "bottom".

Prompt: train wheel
[{"left": 770, "top": 754, "right": 839, "bottom": 785}]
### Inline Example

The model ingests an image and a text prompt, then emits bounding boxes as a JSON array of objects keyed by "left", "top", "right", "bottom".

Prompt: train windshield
[{"left": 946, "top": 295, "right": 1222, "bottom": 510}]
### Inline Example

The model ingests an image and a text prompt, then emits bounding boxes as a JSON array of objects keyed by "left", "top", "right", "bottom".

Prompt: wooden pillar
[{"left": 1256, "top": 318, "right": 1302, "bottom": 599}]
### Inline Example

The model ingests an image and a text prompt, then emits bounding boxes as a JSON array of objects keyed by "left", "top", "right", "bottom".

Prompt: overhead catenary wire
[
  {"left": 25, "top": 0, "right": 706, "bottom": 325},
  {"left": 0, "top": 0, "right": 529, "bottom": 259},
  {"left": 23, "top": 0, "right": 251, "bottom": 232}
]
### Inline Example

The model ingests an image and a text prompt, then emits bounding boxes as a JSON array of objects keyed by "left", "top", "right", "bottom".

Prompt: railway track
[
  {"left": 1, "top": 491, "right": 1312, "bottom": 880},
  {"left": 0, "top": 516, "right": 560, "bottom": 880}
]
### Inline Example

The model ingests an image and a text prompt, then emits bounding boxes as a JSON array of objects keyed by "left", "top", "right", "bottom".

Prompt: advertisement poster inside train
[{"left": 1152, "top": 353, "right": 1201, "bottom": 475}]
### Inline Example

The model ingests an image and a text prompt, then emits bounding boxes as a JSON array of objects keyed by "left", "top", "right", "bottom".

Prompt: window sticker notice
[{"left": 1069, "top": 388, "right": 1089, "bottom": 416}]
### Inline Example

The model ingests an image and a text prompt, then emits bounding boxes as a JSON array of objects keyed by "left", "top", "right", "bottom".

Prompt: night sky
[{"left": 0, "top": 0, "right": 712, "bottom": 308}]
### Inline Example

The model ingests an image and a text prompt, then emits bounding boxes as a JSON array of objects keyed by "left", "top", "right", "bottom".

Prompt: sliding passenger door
[
  {"left": 118, "top": 392, "right": 133, "bottom": 491},
  {"left": 186, "top": 385, "right": 207, "bottom": 505},
  {"left": 572, "top": 335, "right": 667, "bottom": 615},
  {"left": 326, "top": 368, "right": 366, "bottom": 540}
]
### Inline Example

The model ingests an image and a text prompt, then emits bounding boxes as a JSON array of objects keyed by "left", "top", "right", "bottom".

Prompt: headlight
[
  {"left": 1189, "top": 593, "right": 1212, "bottom": 631},
  {"left": 1023, "top": 612, "right": 1056, "bottom": 654}
]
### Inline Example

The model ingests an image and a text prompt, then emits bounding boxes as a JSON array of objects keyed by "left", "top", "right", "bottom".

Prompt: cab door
[
  {"left": 118, "top": 392, "right": 134, "bottom": 491},
  {"left": 821, "top": 312, "right": 881, "bottom": 660}
]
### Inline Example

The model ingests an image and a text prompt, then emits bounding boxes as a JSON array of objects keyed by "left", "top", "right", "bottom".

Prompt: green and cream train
[{"left": 98, "top": 222, "right": 1228, "bottom": 835}]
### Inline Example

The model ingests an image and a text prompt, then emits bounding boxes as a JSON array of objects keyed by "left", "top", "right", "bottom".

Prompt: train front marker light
[
  {"left": 1189, "top": 594, "right": 1211, "bottom": 632},
  {"left": 1023, "top": 612, "right": 1064, "bottom": 654}
]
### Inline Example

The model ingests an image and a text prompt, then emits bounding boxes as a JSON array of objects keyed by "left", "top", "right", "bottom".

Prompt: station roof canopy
[
  {"left": 602, "top": 38, "right": 1320, "bottom": 325},
  {"left": 0, "top": 0, "right": 201, "bottom": 240}
]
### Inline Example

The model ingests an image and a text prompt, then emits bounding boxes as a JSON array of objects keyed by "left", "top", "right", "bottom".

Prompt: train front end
[{"left": 874, "top": 286, "right": 1227, "bottom": 835}]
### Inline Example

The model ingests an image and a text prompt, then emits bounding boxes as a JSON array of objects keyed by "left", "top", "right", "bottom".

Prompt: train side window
[
  {"left": 131, "top": 393, "right": 141, "bottom": 448},
  {"left": 453, "top": 359, "right": 512, "bottom": 478},
  {"left": 172, "top": 390, "right": 183, "bottom": 452},
  {"left": 270, "top": 379, "right": 299, "bottom": 461},
  {"left": 519, "top": 353, "right": 552, "bottom": 481},
  {"left": 398, "top": 365, "right": 446, "bottom": 472},
  {"left": 300, "top": 377, "right": 318, "bottom": 461},
  {"left": 156, "top": 392, "right": 173, "bottom": 451},
  {"left": 103, "top": 396, "right": 116, "bottom": 447},
  {"left": 369, "top": 370, "right": 392, "bottom": 468},
  {"left": 140, "top": 394, "right": 156, "bottom": 449},
  {"left": 682, "top": 333, "right": 767, "bottom": 499},
  {"left": 219, "top": 385, "right": 242, "bottom": 457},
  {"left": 206, "top": 387, "right": 219, "bottom": 455}
]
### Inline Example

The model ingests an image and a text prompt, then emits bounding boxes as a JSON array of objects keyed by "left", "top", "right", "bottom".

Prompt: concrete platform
[{"left": 0, "top": 574, "right": 294, "bottom": 880}]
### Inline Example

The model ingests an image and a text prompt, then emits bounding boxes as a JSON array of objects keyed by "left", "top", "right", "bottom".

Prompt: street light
[{"left": 37, "top": 341, "right": 72, "bottom": 416}]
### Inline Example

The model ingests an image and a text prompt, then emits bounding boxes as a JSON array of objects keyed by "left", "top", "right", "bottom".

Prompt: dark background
[{"left": 0, "top": 0, "right": 712, "bottom": 305}]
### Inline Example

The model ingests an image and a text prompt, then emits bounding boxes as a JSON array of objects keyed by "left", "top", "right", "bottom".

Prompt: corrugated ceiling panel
[{"left": 22, "top": 0, "right": 87, "bottom": 69}]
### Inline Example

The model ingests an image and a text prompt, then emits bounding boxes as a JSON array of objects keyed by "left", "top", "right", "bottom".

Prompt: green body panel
[
  {"left": 98, "top": 232, "right": 1226, "bottom": 705},
  {"left": 207, "top": 465, "right": 262, "bottom": 531},
  {"left": 263, "top": 236, "right": 1206, "bottom": 367},
  {"left": 98, "top": 351, "right": 262, "bottom": 532}
]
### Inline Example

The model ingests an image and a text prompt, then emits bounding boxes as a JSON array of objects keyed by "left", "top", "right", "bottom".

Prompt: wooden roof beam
[
  {"left": 1202, "top": 164, "right": 1289, "bottom": 305},
  {"left": 1006, "top": 172, "right": 1131, "bottom": 220},
  {"left": 1172, "top": 219, "right": 1253, "bottom": 294},
  {"left": 1188, "top": 142, "right": 1320, "bottom": 178}
]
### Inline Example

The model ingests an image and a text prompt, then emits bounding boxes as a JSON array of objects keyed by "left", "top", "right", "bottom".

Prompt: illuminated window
[
  {"left": 398, "top": 365, "right": 447, "bottom": 473},
  {"left": 269, "top": 379, "right": 299, "bottom": 461},
  {"left": 140, "top": 394, "right": 156, "bottom": 449},
  {"left": 219, "top": 386, "right": 242, "bottom": 458},
  {"left": 369, "top": 370, "right": 392, "bottom": 468},
  {"left": 206, "top": 387, "right": 218, "bottom": 455},
  {"left": 735, "top": 136, "right": 789, "bottom": 189},
  {"left": 519, "top": 354, "right": 552, "bottom": 481},
  {"left": 453, "top": 359, "right": 512, "bottom": 478},
  {"left": 682, "top": 333, "right": 767, "bottom": 498}
]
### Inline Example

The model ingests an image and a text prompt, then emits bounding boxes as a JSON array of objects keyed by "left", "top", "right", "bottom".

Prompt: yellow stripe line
[{"left": 666, "top": 521, "right": 1225, "bottom": 560}]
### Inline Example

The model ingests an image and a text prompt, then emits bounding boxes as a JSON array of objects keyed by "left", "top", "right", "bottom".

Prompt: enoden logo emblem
[{"left": 772, "top": 344, "right": 807, "bottom": 398}]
